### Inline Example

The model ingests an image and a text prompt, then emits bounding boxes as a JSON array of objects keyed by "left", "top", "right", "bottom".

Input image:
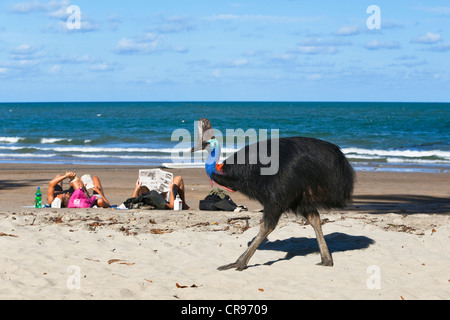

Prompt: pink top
[{"left": 68, "top": 188, "right": 97, "bottom": 208}]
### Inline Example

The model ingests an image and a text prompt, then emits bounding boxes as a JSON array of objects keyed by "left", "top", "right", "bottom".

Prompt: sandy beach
[{"left": 0, "top": 163, "right": 449, "bottom": 300}]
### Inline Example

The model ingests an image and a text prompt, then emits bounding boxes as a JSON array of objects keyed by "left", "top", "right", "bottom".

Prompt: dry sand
[{"left": 0, "top": 163, "right": 449, "bottom": 300}]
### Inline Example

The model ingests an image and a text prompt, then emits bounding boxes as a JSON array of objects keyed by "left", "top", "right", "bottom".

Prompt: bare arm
[
  {"left": 132, "top": 178, "right": 142, "bottom": 198},
  {"left": 47, "top": 172, "right": 75, "bottom": 204}
]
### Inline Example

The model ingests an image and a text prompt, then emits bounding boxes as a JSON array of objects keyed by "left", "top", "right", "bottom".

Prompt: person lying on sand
[
  {"left": 132, "top": 175, "right": 190, "bottom": 210},
  {"left": 47, "top": 172, "right": 73, "bottom": 207},
  {"left": 47, "top": 172, "right": 110, "bottom": 208}
]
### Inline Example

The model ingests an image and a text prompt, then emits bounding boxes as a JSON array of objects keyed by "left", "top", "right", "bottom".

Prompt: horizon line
[{"left": 1, "top": 100, "right": 449, "bottom": 104}]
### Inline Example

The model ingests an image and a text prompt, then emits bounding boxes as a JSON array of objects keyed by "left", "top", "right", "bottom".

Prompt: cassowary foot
[
  {"left": 217, "top": 219, "right": 277, "bottom": 272},
  {"left": 316, "top": 258, "right": 334, "bottom": 267},
  {"left": 217, "top": 261, "right": 247, "bottom": 271}
]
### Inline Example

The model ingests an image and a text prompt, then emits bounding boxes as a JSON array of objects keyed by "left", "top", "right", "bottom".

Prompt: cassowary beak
[{"left": 191, "top": 141, "right": 209, "bottom": 153}]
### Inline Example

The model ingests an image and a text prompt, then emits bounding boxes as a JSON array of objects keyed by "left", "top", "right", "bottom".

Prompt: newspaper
[
  {"left": 139, "top": 169, "right": 173, "bottom": 193},
  {"left": 81, "top": 174, "right": 94, "bottom": 190}
]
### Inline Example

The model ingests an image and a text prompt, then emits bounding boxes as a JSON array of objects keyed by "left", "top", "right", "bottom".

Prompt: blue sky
[{"left": 0, "top": 0, "right": 449, "bottom": 102}]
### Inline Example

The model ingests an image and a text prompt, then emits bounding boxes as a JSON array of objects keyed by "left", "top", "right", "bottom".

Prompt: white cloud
[
  {"left": 205, "top": 14, "right": 320, "bottom": 24},
  {"left": 11, "top": 0, "right": 70, "bottom": 15},
  {"left": 308, "top": 73, "right": 323, "bottom": 81},
  {"left": 335, "top": 25, "right": 360, "bottom": 36},
  {"left": 150, "top": 15, "right": 196, "bottom": 34},
  {"left": 229, "top": 58, "right": 248, "bottom": 67},
  {"left": 47, "top": 5, "right": 70, "bottom": 19},
  {"left": 1, "top": 44, "right": 118, "bottom": 80},
  {"left": 297, "top": 46, "right": 338, "bottom": 55},
  {"left": 107, "top": 15, "right": 122, "bottom": 31},
  {"left": 293, "top": 37, "right": 350, "bottom": 55},
  {"left": 61, "top": 19, "right": 99, "bottom": 32},
  {"left": 429, "top": 41, "right": 450, "bottom": 52},
  {"left": 172, "top": 46, "right": 189, "bottom": 54},
  {"left": 8, "top": 43, "right": 45, "bottom": 62},
  {"left": 389, "top": 59, "right": 428, "bottom": 68},
  {"left": 56, "top": 54, "right": 95, "bottom": 64},
  {"left": 90, "top": 63, "right": 115, "bottom": 72},
  {"left": 115, "top": 33, "right": 188, "bottom": 55},
  {"left": 270, "top": 54, "right": 296, "bottom": 63},
  {"left": 411, "top": 32, "right": 441, "bottom": 44},
  {"left": 10, "top": 43, "right": 38, "bottom": 55},
  {"left": 381, "top": 21, "right": 404, "bottom": 30},
  {"left": 0, "top": 57, "right": 40, "bottom": 78},
  {"left": 115, "top": 35, "right": 160, "bottom": 55},
  {"left": 413, "top": 6, "right": 450, "bottom": 15},
  {"left": 394, "top": 55, "right": 418, "bottom": 61},
  {"left": 0, "top": 43, "right": 44, "bottom": 79},
  {"left": 12, "top": 1, "right": 100, "bottom": 33},
  {"left": 216, "top": 58, "right": 249, "bottom": 68},
  {"left": 364, "top": 40, "right": 401, "bottom": 50},
  {"left": 54, "top": 54, "right": 115, "bottom": 72},
  {"left": 49, "top": 64, "right": 61, "bottom": 74},
  {"left": 210, "top": 58, "right": 250, "bottom": 69},
  {"left": 211, "top": 70, "right": 221, "bottom": 78}
]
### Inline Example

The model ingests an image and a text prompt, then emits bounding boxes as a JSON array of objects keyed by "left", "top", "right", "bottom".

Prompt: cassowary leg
[
  {"left": 305, "top": 211, "right": 333, "bottom": 267},
  {"left": 218, "top": 219, "right": 276, "bottom": 271}
]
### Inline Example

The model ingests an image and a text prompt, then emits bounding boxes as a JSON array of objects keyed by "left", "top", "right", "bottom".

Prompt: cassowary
[{"left": 192, "top": 118, "right": 355, "bottom": 271}]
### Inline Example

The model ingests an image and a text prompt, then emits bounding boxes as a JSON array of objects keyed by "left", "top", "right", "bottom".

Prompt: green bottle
[{"left": 35, "top": 187, "right": 42, "bottom": 208}]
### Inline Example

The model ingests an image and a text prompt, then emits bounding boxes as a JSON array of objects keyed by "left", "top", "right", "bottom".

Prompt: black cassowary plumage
[
  {"left": 213, "top": 137, "right": 354, "bottom": 220},
  {"left": 193, "top": 119, "right": 355, "bottom": 271}
]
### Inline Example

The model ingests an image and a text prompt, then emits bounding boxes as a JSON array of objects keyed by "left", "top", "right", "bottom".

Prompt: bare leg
[
  {"left": 305, "top": 211, "right": 333, "bottom": 267},
  {"left": 218, "top": 213, "right": 278, "bottom": 271},
  {"left": 92, "top": 176, "right": 110, "bottom": 208},
  {"left": 168, "top": 176, "right": 190, "bottom": 210}
]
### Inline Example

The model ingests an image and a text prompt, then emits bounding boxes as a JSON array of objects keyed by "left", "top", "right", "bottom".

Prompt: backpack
[
  {"left": 123, "top": 190, "right": 168, "bottom": 210},
  {"left": 199, "top": 189, "right": 238, "bottom": 211}
]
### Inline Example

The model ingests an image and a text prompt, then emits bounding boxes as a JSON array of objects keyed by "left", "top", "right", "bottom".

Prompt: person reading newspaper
[{"left": 132, "top": 169, "right": 189, "bottom": 210}]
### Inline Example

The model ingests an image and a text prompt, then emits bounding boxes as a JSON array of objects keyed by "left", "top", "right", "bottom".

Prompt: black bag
[
  {"left": 123, "top": 190, "right": 168, "bottom": 210},
  {"left": 199, "top": 189, "right": 237, "bottom": 211}
]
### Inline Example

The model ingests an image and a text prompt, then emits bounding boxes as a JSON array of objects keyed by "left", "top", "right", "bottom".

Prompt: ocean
[{"left": 0, "top": 102, "right": 449, "bottom": 172}]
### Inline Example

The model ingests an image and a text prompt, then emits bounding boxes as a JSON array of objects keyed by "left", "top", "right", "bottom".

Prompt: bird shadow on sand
[{"left": 249, "top": 232, "right": 375, "bottom": 268}]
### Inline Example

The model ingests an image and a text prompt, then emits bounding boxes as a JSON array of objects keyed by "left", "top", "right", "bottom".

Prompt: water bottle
[
  {"left": 174, "top": 194, "right": 182, "bottom": 211},
  {"left": 51, "top": 197, "right": 61, "bottom": 209},
  {"left": 35, "top": 187, "right": 42, "bottom": 208}
]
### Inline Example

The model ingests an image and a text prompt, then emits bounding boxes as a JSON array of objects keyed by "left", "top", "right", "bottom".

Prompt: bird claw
[
  {"left": 217, "top": 263, "right": 237, "bottom": 271},
  {"left": 316, "top": 260, "right": 334, "bottom": 267},
  {"left": 217, "top": 262, "right": 246, "bottom": 271}
]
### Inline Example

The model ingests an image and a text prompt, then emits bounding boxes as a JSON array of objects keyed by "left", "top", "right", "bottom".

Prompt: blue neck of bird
[{"left": 205, "top": 140, "right": 220, "bottom": 178}]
